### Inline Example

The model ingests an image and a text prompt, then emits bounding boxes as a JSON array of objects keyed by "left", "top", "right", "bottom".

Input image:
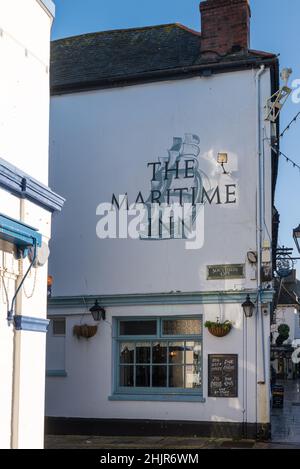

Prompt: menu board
[{"left": 208, "top": 354, "right": 238, "bottom": 398}]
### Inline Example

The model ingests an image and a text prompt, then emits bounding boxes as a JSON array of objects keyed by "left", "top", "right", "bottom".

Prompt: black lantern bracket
[
  {"left": 89, "top": 300, "right": 106, "bottom": 322},
  {"left": 242, "top": 294, "right": 256, "bottom": 318}
]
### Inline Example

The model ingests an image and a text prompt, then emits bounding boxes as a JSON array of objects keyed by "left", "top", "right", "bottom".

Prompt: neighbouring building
[
  {"left": 271, "top": 271, "right": 300, "bottom": 380},
  {"left": 0, "top": 0, "right": 64, "bottom": 449},
  {"left": 46, "top": 0, "right": 280, "bottom": 439}
]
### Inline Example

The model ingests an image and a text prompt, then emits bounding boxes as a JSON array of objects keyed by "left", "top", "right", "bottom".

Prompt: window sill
[
  {"left": 46, "top": 370, "right": 67, "bottom": 377},
  {"left": 109, "top": 394, "right": 206, "bottom": 402}
]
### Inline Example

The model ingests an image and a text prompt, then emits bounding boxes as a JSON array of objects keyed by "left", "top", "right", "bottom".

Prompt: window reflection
[
  {"left": 120, "top": 366, "right": 134, "bottom": 387},
  {"left": 152, "top": 342, "right": 167, "bottom": 363},
  {"left": 120, "top": 320, "right": 157, "bottom": 336},
  {"left": 136, "top": 343, "right": 151, "bottom": 364},
  {"left": 118, "top": 335, "right": 202, "bottom": 391},
  {"left": 169, "top": 342, "right": 184, "bottom": 364},
  {"left": 136, "top": 365, "right": 150, "bottom": 387},
  {"left": 152, "top": 366, "right": 167, "bottom": 387},
  {"left": 169, "top": 366, "right": 184, "bottom": 388},
  {"left": 120, "top": 343, "right": 134, "bottom": 364},
  {"left": 185, "top": 365, "right": 202, "bottom": 389},
  {"left": 163, "top": 319, "right": 202, "bottom": 336},
  {"left": 185, "top": 342, "right": 201, "bottom": 365}
]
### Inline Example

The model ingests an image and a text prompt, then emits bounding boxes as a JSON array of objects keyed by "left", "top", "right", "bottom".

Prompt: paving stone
[{"left": 271, "top": 379, "right": 300, "bottom": 445}]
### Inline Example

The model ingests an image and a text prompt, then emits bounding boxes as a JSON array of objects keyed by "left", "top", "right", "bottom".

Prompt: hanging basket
[
  {"left": 73, "top": 324, "right": 98, "bottom": 339},
  {"left": 205, "top": 321, "right": 232, "bottom": 338}
]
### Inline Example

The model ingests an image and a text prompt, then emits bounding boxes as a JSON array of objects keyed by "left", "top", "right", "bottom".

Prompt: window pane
[
  {"left": 162, "top": 319, "right": 202, "bottom": 336},
  {"left": 169, "top": 366, "right": 185, "bottom": 388},
  {"left": 120, "top": 343, "right": 134, "bottom": 364},
  {"left": 136, "top": 343, "right": 151, "bottom": 364},
  {"left": 152, "top": 342, "right": 167, "bottom": 363},
  {"left": 152, "top": 366, "right": 167, "bottom": 387},
  {"left": 136, "top": 366, "right": 150, "bottom": 387},
  {"left": 169, "top": 342, "right": 184, "bottom": 364},
  {"left": 53, "top": 318, "right": 66, "bottom": 336},
  {"left": 185, "top": 365, "right": 202, "bottom": 389},
  {"left": 120, "top": 366, "right": 134, "bottom": 387},
  {"left": 120, "top": 320, "right": 157, "bottom": 336},
  {"left": 185, "top": 342, "right": 202, "bottom": 365}
]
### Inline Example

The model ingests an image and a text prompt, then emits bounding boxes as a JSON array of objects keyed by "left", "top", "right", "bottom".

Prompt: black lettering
[
  {"left": 135, "top": 192, "right": 145, "bottom": 204},
  {"left": 151, "top": 190, "right": 161, "bottom": 204},
  {"left": 164, "top": 161, "right": 180, "bottom": 180},
  {"left": 111, "top": 193, "right": 128, "bottom": 209},
  {"left": 185, "top": 159, "right": 195, "bottom": 179},
  {"left": 173, "top": 188, "right": 189, "bottom": 206},
  {"left": 225, "top": 184, "right": 237, "bottom": 204},
  {"left": 147, "top": 162, "right": 161, "bottom": 181},
  {"left": 201, "top": 187, "right": 221, "bottom": 205}
]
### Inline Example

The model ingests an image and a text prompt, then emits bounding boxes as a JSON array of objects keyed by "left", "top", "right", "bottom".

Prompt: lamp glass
[
  {"left": 89, "top": 300, "right": 105, "bottom": 322},
  {"left": 242, "top": 295, "right": 255, "bottom": 318},
  {"left": 293, "top": 225, "right": 300, "bottom": 239},
  {"left": 293, "top": 224, "right": 300, "bottom": 253},
  {"left": 217, "top": 153, "right": 228, "bottom": 164}
]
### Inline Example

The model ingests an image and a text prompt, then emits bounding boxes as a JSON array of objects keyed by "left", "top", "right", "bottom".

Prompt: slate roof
[{"left": 50, "top": 23, "right": 277, "bottom": 94}]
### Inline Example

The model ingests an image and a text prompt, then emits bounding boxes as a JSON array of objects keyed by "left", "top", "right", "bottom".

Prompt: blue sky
[{"left": 52, "top": 0, "right": 300, "bottom": 267}]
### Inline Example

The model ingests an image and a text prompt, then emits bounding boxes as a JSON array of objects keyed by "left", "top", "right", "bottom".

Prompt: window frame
[
  {"left": 113, "top": 316, "right": 203, "bottom": 398},
  {"left": 52, "top": 317, "right": 66, "bottom": 337}
]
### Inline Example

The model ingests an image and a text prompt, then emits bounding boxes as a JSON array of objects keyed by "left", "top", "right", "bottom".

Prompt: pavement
[
  {"left": 271, "top": 379, "right": 300, "bottom": 444},
  {"left": 45, "top": 379, "right": 300, "bottom": 450}
]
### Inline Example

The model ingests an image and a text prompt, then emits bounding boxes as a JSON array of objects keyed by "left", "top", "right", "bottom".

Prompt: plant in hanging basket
[
  {"left": 73, "top": 324, "right": 98, "bottom": 339},
  {"left": 204, "top": 320, "right": 233, "bottom": 338}
]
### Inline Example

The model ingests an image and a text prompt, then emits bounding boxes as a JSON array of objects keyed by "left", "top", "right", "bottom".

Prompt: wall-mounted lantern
[
  {"left": 242, "top": 295, "right": 255, "bottom": 318},
  {"left": 217, "top": 153, "right": 228, "bottom": 174},
  {"left": 89, "top": 300, "right": 106, "bottom": 322},
  {"left": 293, "top": 224, "right": 300, "bottom": 254}
]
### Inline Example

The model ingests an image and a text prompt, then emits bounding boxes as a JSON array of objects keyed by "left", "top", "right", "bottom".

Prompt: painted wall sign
[
  {"left": 111, "top": 134, "right": 237, "bottom": 209},
  {"left": 96, "top": 134, "right": 238, "bottom": 247},
  {"left": 207, "top": 264, "right": 245, "bottom": 280},
  {"left": 208, "top": 354, "right": 238, "bottom": 398}
]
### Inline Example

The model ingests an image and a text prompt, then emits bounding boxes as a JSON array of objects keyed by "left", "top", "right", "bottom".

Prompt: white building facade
[
  {"left": 0, "top": 0, "right": 64, "bottom": 449},
  {"left": 46, "top": 0, "right": 279, "bottom": 439}
]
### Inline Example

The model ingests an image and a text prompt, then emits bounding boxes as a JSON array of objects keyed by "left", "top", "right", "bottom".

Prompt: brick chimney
[{"left": 200, "top": 0, "right": 251, "bottom": 57}]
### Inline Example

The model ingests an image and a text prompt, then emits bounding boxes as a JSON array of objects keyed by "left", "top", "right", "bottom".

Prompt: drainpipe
[
  {"left": 10, "top": 199, "right": 35, "bottom": 448},
  {"left": 255, "top": 66, "right": 267, "bottom": 434},
  {"left": 256, "top": 65, "right": 266, "bottom": 385}
]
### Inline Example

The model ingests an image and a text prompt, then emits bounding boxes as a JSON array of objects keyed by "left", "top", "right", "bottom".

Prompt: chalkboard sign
[
  {"left": 208, "top": 354, "right": 238, "bottom": 398},
  {"left": 272, "top": 385, "right": 284, "bottom": 409}
]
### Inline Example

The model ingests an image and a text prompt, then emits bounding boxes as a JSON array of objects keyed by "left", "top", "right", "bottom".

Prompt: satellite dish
[{"left": 28, "top": 242, "right": 50, "bottom": 267}]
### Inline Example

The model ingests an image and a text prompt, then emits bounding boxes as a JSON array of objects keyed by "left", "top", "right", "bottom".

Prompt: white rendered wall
[
  {"left": 46, "top": 303, "right": 267, "bottom": 425},
  {"left": 0, "top": 0, "right": 53, "bottom": 449},
  {"left": 0, "top": 0, "right": 52, "bottom": 184},
  {"left": 47, "top": 67, "right": 273, "bottom": 426},
  {"left": 49, "top": 70, "right": 272, "bottom": 297}
]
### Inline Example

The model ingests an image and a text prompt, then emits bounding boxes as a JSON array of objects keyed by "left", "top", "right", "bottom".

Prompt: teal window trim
[
  {"left": 113, "top": 316, "right": 203, "bottom": 401},
  {"left": 109, "top": 394, "right": 206, "bottom": 402},
  {"left": 0, "top": 214, "right": 41, "bottom": 253}
]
